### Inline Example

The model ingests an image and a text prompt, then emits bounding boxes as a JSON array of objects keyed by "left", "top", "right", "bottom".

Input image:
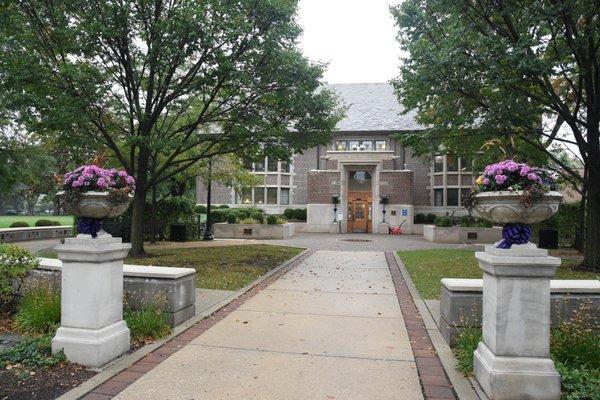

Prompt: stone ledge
[
  {"left": 441, "top": 278, "right": 600, "bottom": 293},
  {"left": 0, "top": 225, "right": 72, "bottom": 243}
]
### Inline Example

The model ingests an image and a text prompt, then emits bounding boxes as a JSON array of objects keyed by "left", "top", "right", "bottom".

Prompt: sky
[{"left": 298, "top": 0, "right": 403, "bottom": 84}]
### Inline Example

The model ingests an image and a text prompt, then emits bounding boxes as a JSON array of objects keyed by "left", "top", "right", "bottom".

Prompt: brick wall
[
  {"left": 379, "top": 171, "right": 414, "bottom": 204},
  {"left": 307, "top": 171, "right": 341, "bottom": 203},
  {"left": 196, "top": 176, "right": 232, "bottom": 204},
  {"left": 404, "top": 150, "right": 431, "bottom": 206},
  {"left": 291, "top": 147, "right": 318, "bottom": 205}
]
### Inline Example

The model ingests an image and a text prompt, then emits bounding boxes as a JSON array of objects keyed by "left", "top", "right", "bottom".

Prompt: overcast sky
[{"left": 298, "top": 0, "right": 403, "bottom": 84}]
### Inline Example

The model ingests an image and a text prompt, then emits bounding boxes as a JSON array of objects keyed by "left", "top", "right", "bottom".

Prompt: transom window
[{"left": 334, "top": 140, "right": 388, "bottom": 151}]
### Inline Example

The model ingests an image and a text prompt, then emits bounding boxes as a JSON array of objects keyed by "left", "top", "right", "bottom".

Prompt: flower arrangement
[
  {"left": 62, "top": 165, "right": 135, "bottom": 206},
  {"left": 464, "top": 160, "right": 555, "bottom": 209}
]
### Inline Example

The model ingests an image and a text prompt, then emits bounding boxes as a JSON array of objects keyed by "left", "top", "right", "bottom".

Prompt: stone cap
[
  {"left": 0, "top": 225, "right": 71, "bottom": 233},
  {"left": 38, "top": 258, "right": 195, "bottom": 280},
  {"left": 442, "top": 278, "right": 600, "bottom": 294}
]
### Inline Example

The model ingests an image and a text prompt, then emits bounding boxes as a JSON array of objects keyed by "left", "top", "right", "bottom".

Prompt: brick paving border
[
  {"left": 385, "top": 252, "right": 457, "bottom": 400},
  {"left": 79, "top": 249, "right": 315, "bottom": 400}
]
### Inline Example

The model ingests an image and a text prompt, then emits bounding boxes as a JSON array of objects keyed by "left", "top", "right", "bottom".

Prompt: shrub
[
  {"left": 294, "top": 208, "right": 307, "bottom": 221},
  {"left": 425, "top": 213, "right": 437, "bottom": 223},
  {"left": 194, "top": 204, "right": 207, "bottom": 214},
  {"left": 9, "top": 221, "right": 29, "bottom": 228},
  {"left": 0, "top": 335, "right": 65, "bottom": 368},
  {"left": 35, "top": 219, "right": 61, "bottom": 227},
  {"left": 250, "top": 211, "right": 263, "bottom": 223},
  {"left": 434, "top": 216, "right": 453, "bottom": 227},
  {"left": 236, "top": 209, "right": 249, "bottom": 219},
  {"left": 124, "top": 303, "right": 171, "bottom": 343},
  {"left": 476, "top": 219, "right": 493, "bottom": 228},
  {"left": 414, "top": 213, "right": 426, "bottom": 224},
  {"left": 0, "top": 244, "right": 39, "bottom": 309},
  {"left": 15, "top": 288, "right": 61, "bottom": 334},
  {"left": 227, "top": 212, "right": 238, "bottom": 224},
  {"left": 266, "top": 215, "right": 279, "bottom": 225},
  {"left": 459, "top": 215, "right": 473, "bottom": 227},
  {"left": 157, "top": 197, "right": 196, "bottom": 224},
  {"left": 217, "top": 204, "right": 230, "bottom": 209},
  {"left": 238, "top": 217, "right": 258, "bottom": 224},
  {"left": 209, "top": 209, "right": 230, "bottom": 223},
  {"left": 283, "top": 208, "right": 295, "bottom": 220}
]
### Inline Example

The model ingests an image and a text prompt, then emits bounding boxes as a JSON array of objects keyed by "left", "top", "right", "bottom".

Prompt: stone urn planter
[
  {"left": 62, "top": 190, "right": 133, "bottom": 219},
  {"left": 474, "top": 190, "right": 563, "bottom": 224}
]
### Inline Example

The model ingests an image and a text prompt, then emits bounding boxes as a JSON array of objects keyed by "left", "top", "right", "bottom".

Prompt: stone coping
[
  {"left": 0, "top": 225, "right": 71, "bottom": 233},
  {"left": 38, "top": 257, "right": 195, "bottom": 279},
  {"left": 441, "top": 277, "right": 600, "bottom": 293}
]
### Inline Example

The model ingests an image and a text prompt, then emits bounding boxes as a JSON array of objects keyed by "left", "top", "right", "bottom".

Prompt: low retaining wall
[
  {"left": 0, "top": 226, "right": 72, "bottom": 243},
  {"left": 423, "top": 225, "right": 502, "bottom": 244},
  {"left": 439, "top": 278, "right": 600, "bottom": 345},
  {"left": 213, "top": 222, "right": 295, "bottom": 239},
  {"left": 26, "top": 258, "right": 196, "bottom": 327}
]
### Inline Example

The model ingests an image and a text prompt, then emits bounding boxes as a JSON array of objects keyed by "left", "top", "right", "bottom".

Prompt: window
[
  {"left": 434, "top": 155, "right": 444, "bottom": 173},
  {"left": 267, "top": 188, "right": 278, "bottom": 204},
  {"left": 434, "top": 189, "right": 444, "bottom": 206},
  {"left": 460, "top": 156, "right": 472, "bottom": 172},
  {"left": 348, "top": 170, "right": 372, "bottom": 191},
  {"left": 280, "top": 161, "right": 290, "bottom": 173},
  {"left": 360, "top": 140, "right": 373, "bottom": 151},
  {"left": 348, "top": 141, "right": 360, "bottom": 151},
  {"left": 280, "top": 188, "right": 290, "bottom": 205},
  {"left": 267, "top": 158, "right": 278, "bottom": 172},
  {"left": 447, "top": 154, "right": 458, "bottom": 172},
  {"left": 241, "top": 188, "right": 252, "bottom": 204},
  {"left": 375, "top": 140, "right": 387, "bottom": 151},
  {"left": 335, "top": 141, "right": 347, "bottom": 151},
  {"left": 447, "top": 188, "right": 459, "bottom": 206},
  {"left": 255, "top": 187, "right": 265, "bottom": 204},
  {"left": 255, "top": 159, "right": 265, "bottom": 172}
]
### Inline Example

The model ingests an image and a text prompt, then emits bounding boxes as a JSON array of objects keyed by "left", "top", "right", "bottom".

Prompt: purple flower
[
  {"left": 483, "top": 178, "right": 490, "bottom": 185},
  {"left": 520, "top": 166, "right": 531, "bottom": 176},
  {"left": 96, "top": 178, "right": 108, "bottom": 189},
  {"left": 495, "top": 174, "right": 508, "bottom": 185},
  {"left": 527, "top": 173, "right": 538, "bottom": 181}
]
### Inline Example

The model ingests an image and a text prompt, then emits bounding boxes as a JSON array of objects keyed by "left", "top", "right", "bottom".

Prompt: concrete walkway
[{"left": 114, "top": 251, "right": 424, "bottom": 400}]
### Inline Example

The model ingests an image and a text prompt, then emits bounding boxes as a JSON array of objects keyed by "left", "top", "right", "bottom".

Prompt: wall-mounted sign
[{"left": 401, "top": 208, "right": 408, "bottom": 216}]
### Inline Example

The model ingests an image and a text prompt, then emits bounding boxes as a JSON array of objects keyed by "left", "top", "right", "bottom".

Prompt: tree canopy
[
  {"left": 1, "top": 0, "right": 340, "bottom": 255},
  {"left": 391, "top": 0, "right": 600, "bottom": 268}
]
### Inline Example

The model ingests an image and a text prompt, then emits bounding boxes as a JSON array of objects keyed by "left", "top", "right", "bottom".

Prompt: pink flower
[
  {"left": 527, "top": 173, "right": 538, "bottom": 181},
  {"left": 520, "top": 166, "right": 531, "bottom": 176},
  {"left": 96, "top": 178, "right": 108, "bottom": 189},
  {"left": 483, "top": 178, "right": 490, "bottom": 185},
  {"left": 495, "top": 174, "right": 507, "bottom": 185}
]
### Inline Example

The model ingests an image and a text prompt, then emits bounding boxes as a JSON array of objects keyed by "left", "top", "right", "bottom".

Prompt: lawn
[
  {"left": 124, "top": 244, "right": 303, "bottom": 291},
  {"left": 0, "top": 215, "right": 73, "bottom": 228},
  {"left": 398, "top": 249, "right": 599, "bottom": 300}
]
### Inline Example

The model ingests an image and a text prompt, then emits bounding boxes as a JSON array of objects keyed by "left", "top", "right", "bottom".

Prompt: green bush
[
  {"left": 9, "top": 221, "right": 29, "bottom": 228},
  {"left": 217, "top": 204, "right": 230, "bottom": 209},
  {"left": 0, "top": 335, "right": 65, "bottom": 368},
  {"left": 434, "top": 216, "right": 453, "bottom": 227},
  {"left": 266, "top": 215, "right": 279, "bottom": 225},
  {"left": 425, "top": 213, "right": 437, "bottom": 223},
  {"left": 250, "top": 211, "right": 263, "bottom": 223},
  {"left": 535, "top": 202, "right": 581, "bottom": 246},
  {"left": 459, "top": 215, "right": 473, "bottom": 227},
  {"left": 124, "top": 303, "right": 171, "bottom": 343},
  {"left": 209, "top": 209, "right": 230, "bottom": 223},
  {"left": 0, "top": 244, "right": 39, "bottom": 308},
  {"left": 283, "top": 209, "right": 295, "bottom": 220},
  {"left": 227, "top": 212, "right": 238, "bottom": 224},
  {"left": 35, "top": 219, "right": 61, "bottom": 227},
  {"left": 555, "top": 362, "right": 600, "bottom": 400},
  {"left": 236, "top": 209, "right": 249, "bottom": 219},
  {"left": 294, "top": 208, "right": 307, "bottom": 221},
  {"left": 414, "top": 213, "right": 426, "bottom": 224},
  {"left": 157, "top": 197, "right": 196, "bottom": 224},
  {"left": 476, "top": 219, "right": 493, "bottom": 228},
  {"left": 15, "top": 288, "right": 61, "bottom": 334},
  {"left": 194, "top": 204, "right": 207, "bottom": 214}
]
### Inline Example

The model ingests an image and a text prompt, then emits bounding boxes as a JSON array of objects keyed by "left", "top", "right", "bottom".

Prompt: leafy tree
[
  {"left": 392, "top": 0, "right": 600, "bottom": 268},
  {"left": 1, "top": 0, "right": 340, "bottom": 255}
]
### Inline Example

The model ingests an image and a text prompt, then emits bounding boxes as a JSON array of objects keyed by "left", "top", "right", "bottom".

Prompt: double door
[{"left": 347, "top": 192, "right": 372, "bottom": 233}]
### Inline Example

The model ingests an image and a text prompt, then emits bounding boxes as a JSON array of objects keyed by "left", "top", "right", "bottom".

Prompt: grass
[
  {"left": 124, "top": 303, "right": 171, "bottom": 344},
  {"left": 398, "top": 249, "right": 600, "bottom": 300},
  {"left": 14, "top": 289, "right": 61, "bottom": 335},
  {"left": 0, "top": 216, "right": 73, "bottom": 228},
  {"left": 125, "top": 245, "right": 304, "bottom": 290}
]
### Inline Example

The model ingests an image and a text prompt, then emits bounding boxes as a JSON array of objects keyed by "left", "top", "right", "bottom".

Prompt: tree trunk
[
  {"left": 582, "top": 173, "right": 600, "bottom": 270},
  {"left": 129, "top": 148, "right": 150, "bottom": 257}
]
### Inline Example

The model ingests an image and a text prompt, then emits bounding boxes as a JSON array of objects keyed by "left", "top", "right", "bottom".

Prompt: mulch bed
[{"left": 0, "top": 363, "right": 95, "bottom": 400}]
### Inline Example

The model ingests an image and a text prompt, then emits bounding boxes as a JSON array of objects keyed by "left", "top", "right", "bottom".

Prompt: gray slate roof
[{"left": 327, "top": 83, "right": 425, "bottom": 132}]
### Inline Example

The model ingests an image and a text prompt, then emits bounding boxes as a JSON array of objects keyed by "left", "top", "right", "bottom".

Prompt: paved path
[{"left": 113, "top": 251, "right": 425, "bottom": 400}]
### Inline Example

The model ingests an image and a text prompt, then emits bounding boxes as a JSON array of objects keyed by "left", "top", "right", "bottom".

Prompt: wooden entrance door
[{"left": 347, "top": 192, "right": 372, "bottom": 233}]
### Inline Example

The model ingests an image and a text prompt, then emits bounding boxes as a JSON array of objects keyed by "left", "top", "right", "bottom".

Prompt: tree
[
  {"left": 391, "top": 0, "right": 600, "bottom": 268},
  {"left": 1, "top": 0, "right": 340, "bottom": 256}
]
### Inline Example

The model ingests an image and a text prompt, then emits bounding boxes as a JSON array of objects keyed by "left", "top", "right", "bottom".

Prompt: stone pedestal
[
  {"left": 52, "top": 235, "right": 131, "bottom": 367},
  {"left": 473, "top": 243, "right": 561, "bottom": 400},
  {"left": 328, "top": 221, "right": 341, "bottom": 234},
  {"left": 378, "top": 222, "right": 390, "bottom": 234}
]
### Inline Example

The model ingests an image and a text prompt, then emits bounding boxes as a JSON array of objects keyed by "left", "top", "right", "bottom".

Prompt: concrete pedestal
[
  {"left": 378, "top": 223, "right": 390, "bottom": 234},
  {"left": 473, "top": 243, "right": 561, "bottom": 400},
  {"left": 52, "top": 235, "right": 130, "bottom": 367}
]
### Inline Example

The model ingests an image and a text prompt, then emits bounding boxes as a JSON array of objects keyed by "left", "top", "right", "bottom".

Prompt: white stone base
[
  {"left": 474, "top": 342, "right": 560, "bottom": 400},
  {"left": 52, "top": 320, "right": 130, "bottom": 367},
  {"left": 378, "top": 223, "right": 390, "bottom": 234}
]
